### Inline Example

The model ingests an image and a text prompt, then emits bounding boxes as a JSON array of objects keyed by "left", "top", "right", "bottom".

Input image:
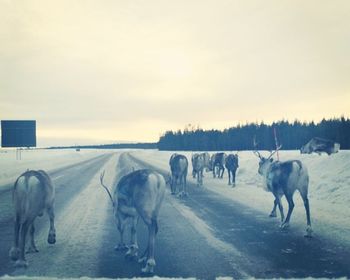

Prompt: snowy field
[
  {"left": 0, "top": 149, "right": 113, "bottom": 187},
  {"left": 130, "top": 150, "right": 350, "bottom": 247}
]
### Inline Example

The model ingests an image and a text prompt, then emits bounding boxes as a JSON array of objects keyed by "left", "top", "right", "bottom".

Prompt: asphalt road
[{"left": 0, "top": 151, "right": 349, "bottom": 279}]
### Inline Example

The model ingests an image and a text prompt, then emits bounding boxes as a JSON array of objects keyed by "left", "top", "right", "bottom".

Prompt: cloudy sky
[{"left": 1, "top": 1, "right": 349, "bottom": 146}]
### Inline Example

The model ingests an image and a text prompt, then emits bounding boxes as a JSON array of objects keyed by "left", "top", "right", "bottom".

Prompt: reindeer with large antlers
[
  {"left": 253, "top": 143, "right": 312, "bottom": 237},
  {"left": 100, "top": 169, "right": 165, "bottom": 274}
]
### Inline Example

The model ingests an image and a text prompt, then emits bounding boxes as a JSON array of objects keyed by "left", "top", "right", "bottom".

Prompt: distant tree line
[
  {"left": 47, "top": 142, "right": 157, "bottom": 150},
  {"left": 158, "top": 117, "right": 350, "bottom": 151}
]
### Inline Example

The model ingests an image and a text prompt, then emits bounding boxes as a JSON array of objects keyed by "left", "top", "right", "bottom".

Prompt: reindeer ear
[{"left": 270, "top": 158, "right": 274, "bottom": 162}]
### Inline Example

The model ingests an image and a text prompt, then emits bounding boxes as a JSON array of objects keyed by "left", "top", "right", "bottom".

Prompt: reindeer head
[
  {"left": 257, "top": 156, "right": 274, "bottom": 175},
  {"left": 253, "top": 142, "right": 281, "bottom": 175}
]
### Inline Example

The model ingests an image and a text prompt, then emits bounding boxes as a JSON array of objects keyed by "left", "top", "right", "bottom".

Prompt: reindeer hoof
[
  {"left": 125, "top": 245, "right": 138, "bottom": 260},
  {"left": 48, "top": 233, "right": 56, "bottom": 244},
  {"left": 178, "top": 191, "right": 188, "bottom": 198},
  {"left": 26, "top": 247, "right": 39, "bottom": 254},
  {"left": 280, "top": 222, "right": 289, "bottom": 230},
  {"left": 269, "top": 213, "right": 277, "bottom": 218},
  {"left": 304, "top": 226, "right": 313, "bottom": 238},
  {"left": 177, "top": 192, "right": 185, "bottom": 198},
  {"left": 141, "top": 258, "right": 155, "bottom": 274},
  {"left": 14, "top": 259, "right": 28, "bottom": 268}
]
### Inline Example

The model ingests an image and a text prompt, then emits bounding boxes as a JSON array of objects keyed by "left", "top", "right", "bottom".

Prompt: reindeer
[
  {"left": 211, "top": 153, "right": 226, "bottom": 178},
  {"left": 169, "top": 154, "right": 188, "bottom": 196},
  {"left": 9, "top": 170, "right": 56, "bottom": 267},
  {"left": 191, "top": 153, "right": 199, "bottom": 178},
  {"left": 191, "top": 152, "right": 211, "bottom": 186},
  {"left": 100, "top": 169, "right": 165, "bottom": 274},
  {"left": 225, "top": 153, "right": 239, "bottom": 186},
  {"left": 301, "top": 137, "right": 340, "bottom": 155},
  {"left": 201, "top": 152, "right": 211, "bottom": 172},
  {"left": 192, "top": 153, "right": 205, "bottom": 186},
  {"left": 169, "top": 153, "right": 178, "bottom": 166},
  {"left": 253, "top": 147, "right": 312, "bottom": 237}
]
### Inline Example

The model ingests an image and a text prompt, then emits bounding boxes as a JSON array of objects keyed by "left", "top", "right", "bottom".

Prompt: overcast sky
[{"left": 1, "top": 1, "right": 349, "bottom": 146}]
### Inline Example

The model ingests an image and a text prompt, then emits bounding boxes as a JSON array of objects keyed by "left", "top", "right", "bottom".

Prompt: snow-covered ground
[
  {"left": 130, "top": 150, "right": 350, "bottom": 247},
  {"left": 0, "top": 149, "right": 113, "bottom": 188},
  {"left": 1, "top": 149, "right": 349, "bottom": 279}
]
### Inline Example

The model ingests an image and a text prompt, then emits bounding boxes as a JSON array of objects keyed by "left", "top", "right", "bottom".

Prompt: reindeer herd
[
  {"left": 169, "top": 149, "right": 312, "bottom": 238},
  {"left": 8, "top": 147, "right": 318, "bottom": 274}
]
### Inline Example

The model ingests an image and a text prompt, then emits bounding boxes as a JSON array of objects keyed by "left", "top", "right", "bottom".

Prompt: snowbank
[
  {"left": 130, "top": 150, "right": 350, "bottom": 246},
  {"left": 0, "top": 149, "right": 113, "bottom": 188}
]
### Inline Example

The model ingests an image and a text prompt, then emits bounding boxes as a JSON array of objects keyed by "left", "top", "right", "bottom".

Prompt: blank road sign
[{"left": 1, "top": 120, "right": 36, "bottom": 147}]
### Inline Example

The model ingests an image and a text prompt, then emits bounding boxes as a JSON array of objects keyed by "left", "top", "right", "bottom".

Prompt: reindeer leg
[
  {"left": 303, "top": 196, "right": 312, "bottom": 237},
  {"left": 138, "top": 245, "right": 149, "bottom": 264},
  {"left": 173, "top": 176, "right": 178, "bottom": 195},
  {"left": 125, "top": 216, "right": 139, "bottom": 259},
  {"left": 275, "top": 194, "right": 284, "bottom": 225},
  {"left": 232, "top": 170, "right": 236, "bottom": 186},
  {"left": 175, "top": 176, "right": 179, "bottom": 194},
  {"left": 15, "top": 220, "right": 31, "bottom": 268},
  {"left": 228, "top": 170, "right": 231, "bottom": 185},
  {"left": 47, "top": 206, "right": 56, "bottom": 244},
  {"left": 300, "top": 190, "right": 312, "bottom": 237},
  {"left": 27, "top": 221, "right": 39, "bottom": 253},
  {"left": 115, "top": 214, "right": 128, "bottom": 251},
  {"left": 183, "top": 173, "right": 188, "bottom": 196},
  {"left": 269, "top": 199, "right": 278, "bottom": 217},
  {"left": 180, "top": 175, "right": 185, "bottom": 196},
  {"left": 141, "top": 219, "right": 157, "bottom": 274},
  {"left": 281, "top": 194, "right": 294, "bottom": 229},
  {"left": 9, "top": 214, "right": 20, "bottom": 261},
  {"left": 170, "top": 176, "right": 175, "bottom": 195}
]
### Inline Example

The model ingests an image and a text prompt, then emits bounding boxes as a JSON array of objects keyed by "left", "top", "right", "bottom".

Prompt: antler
[
  {"left": 253, "top": 136, "right": 263, "bottom": 159},
  {"left": 267, "top": 144, "right": 282, "bottom": 160},
  {"left": 253, "top": 150, "right": 263, "bottom": 159},
  {"left": 99, "top": 171, "right": 114, "bottom": 206}
]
